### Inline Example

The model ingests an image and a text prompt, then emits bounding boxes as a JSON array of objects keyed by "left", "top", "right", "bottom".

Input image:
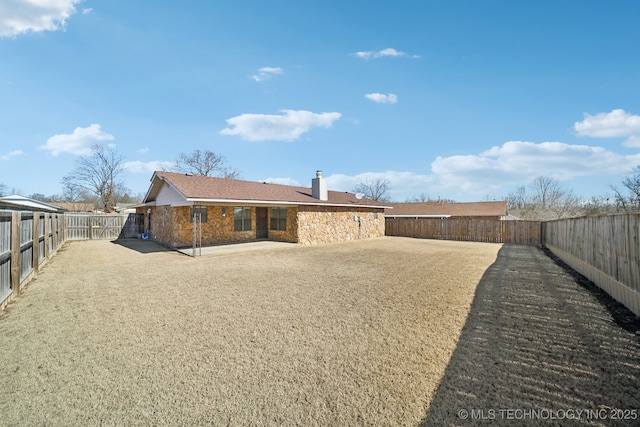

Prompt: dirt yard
[{"left": 0, "top": 237, "right": 638, "bottom": 426}]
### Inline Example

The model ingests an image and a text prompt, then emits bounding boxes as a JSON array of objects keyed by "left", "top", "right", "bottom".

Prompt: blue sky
[{"left": 1, "top": 0, "right": 640, "bottom": 202}]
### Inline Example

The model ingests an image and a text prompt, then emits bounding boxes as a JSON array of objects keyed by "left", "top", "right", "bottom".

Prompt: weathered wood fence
[
  {"left": 65, "top": 213, "right": 143, "bottom": 240},
  {"left": 0, "top": 212, "right": 144, "bottom": 310},
  {"left": 544, "top": 213, "right": 640, "bottom": 317},
  {"left": 385, "top": 214, "right": 639, "bottom": 317},
  {"left": 0, "top": 211, "right": 65, "bottom": 309},
  {"left": 385, "top": 217, "right": 542, "bottom": 246}
]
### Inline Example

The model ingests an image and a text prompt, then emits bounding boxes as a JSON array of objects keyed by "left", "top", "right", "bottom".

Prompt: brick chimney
[{"left": 312, "top": 170, "right": 328, "bottom": 201}]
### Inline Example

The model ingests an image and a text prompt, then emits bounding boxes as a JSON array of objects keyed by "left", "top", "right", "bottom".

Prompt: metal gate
[{"left": 65, "top": 213, "right": 144, "bottom": 240}]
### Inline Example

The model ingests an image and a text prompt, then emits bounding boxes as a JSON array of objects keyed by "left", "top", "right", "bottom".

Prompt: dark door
[{"left": 256, "top": 207, "right": 268, "bottom": 239}]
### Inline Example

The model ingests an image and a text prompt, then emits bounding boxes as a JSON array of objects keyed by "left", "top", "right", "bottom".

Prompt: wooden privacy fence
[
  {"left": 1, "top": 212, "right": 143, "bottom": 310},
  {"left": 0, "top": 211, "right": 65, "bottom": 309},
  {"left": 385, "top": 217, "right": 542, "bottom": 246},
  {"left": 544, "top": 213, "right": 640, "bottom": 317},
  {"left": 65, "top": 213, "right": 143, "bottom": 240}
]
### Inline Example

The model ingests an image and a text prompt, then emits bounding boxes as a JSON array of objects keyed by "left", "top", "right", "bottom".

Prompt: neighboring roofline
[{"left": 0, "top": 195, "right": 66, "bottom": 212}]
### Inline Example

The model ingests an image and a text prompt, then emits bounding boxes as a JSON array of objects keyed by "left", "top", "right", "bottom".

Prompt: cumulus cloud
[
  {"left": 220, "top": 109, "right": 341, "bottom": 142},
  {"left": 430, "top": 140, "right": 640, "bottom": 194},
  {"left": 252, "top": 66, "right": 283, "bottom": 82},
  {"left": 123, "top": 160, "right": 175, "bottom": 174},
  {"left": 352, "top": 48, "right": 419, "bottom": 60},
  {"left": 40, "top": 124, "right": 114, "bottom": 156},
  {"left": 574, "top": 109, "right": 640, "bottom": 147},
  {"left": 1, "top": 149, "right": 25, "bottom": 161},
  {"left": 365, "top": 93, "right": 398, "bottom": 104},
  {"left": 0, "top": 0, "right": 83, "bottom": 37}
]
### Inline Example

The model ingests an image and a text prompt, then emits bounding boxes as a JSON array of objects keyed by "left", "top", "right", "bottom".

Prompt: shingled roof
[
  {"left": 385, "top": 201, "right": 507, "bottom": 217},
  {"left": 143, "top": 171, "right": 390, "bottom": 209}
]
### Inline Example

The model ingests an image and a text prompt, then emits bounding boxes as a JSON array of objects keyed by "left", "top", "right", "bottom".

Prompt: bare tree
[
  {"left": 353, "top": 177, "right": 391, "bottom": 201},
  {"left": 175, "top": 149, "right": 240, "bottom": 178},
  {"left": 506, "top": 176, "right": 580, "bottom": 220},
  {"left": 610, "top": 165, "right": 640, "bottom": 211},
  {"left": 530, "top": 176, "right": 565, "bottom": 208},
  {"left": 62, "top": 144, "right": 126, "bottom": 212},
  {"left": 506, "top": 185, "right": 528, "bottom": 210},
  {"left": 0, "top": 182, "right": 6, "bottom": 197}
]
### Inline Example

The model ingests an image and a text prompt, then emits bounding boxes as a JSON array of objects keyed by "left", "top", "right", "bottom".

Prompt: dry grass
[{"left": 0, "top": 237, "right": 500, "bottom": 426}]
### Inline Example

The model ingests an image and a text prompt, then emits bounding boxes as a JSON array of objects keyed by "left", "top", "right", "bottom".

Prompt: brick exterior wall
[{"left": 139, "top": 204, "right": 384, "bottom": 248}]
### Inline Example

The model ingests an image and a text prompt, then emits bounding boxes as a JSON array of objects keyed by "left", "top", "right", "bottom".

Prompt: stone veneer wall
[
  {"left": 139, "top": 205, "right": 299, "bottom": 247},
  {"left": 140, "top": 204, "right": 384, "bottom": 247},
  {"left": 173, "top": 206, "right": 255, "bottom": 247},
  {"left": 145, "top": 205, "right": 174, "bottom": 247},
  {"left": 268, "top": 207, "right": 299, "bottom": 243},
  {"left": 296, "top": 205, "right": 385, "bottom": 245}
]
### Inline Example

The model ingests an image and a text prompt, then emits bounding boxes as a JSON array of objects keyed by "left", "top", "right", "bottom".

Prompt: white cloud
[
  {"left": 365, "top": 93, "right": 398, "bottom": 104},
  {"left": 1, "top": 149, "right": 25, "bottom": 161},
  {"left": 353, "top": 48, "right": 419, "bottom": 60},
  {"left": 574, "top": 109, "right": 640, "bottom": 147},
  {"left": 326, "top": 171, "right": 435, "bottom": 200},
  {"left": 220, "top": 109, "right": 341, "bottom": 142},
  {"left": 430, "top": 140, "right": 640, "bottom": 194},
  {"left": 0, "top": 0, "right": 83, "bottom": 37},
  {"left": 123, "top": 160, "right": 175, "bottom": 174},
  {"left": 297, "top": 140, "right": 640, "bottom": 201},
  {"left": 252, "top": 66, "right": 283, "bottom": 82},
  {"left": 82, "top": 8, "right": 92, "bottom": 15},
  {"left": 40, "top": 124, "right": 114, "bottom": 156},
  {"left": 138, "top": 146, "right": 150, "bottom": 154}
]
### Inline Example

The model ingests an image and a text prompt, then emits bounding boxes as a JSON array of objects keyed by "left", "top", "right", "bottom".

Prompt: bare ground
[
  {"left": 0, "top": 237, "right": 499, "bottom": 426},
  {"left": 423, "top": 245, "right": 640, "bottom": 426},
  {"left": 0, "top": 237, "right": 638, "bottom": 426}
]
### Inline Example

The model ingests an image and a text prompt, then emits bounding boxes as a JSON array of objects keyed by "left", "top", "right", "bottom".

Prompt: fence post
[
  {"left": 32, "top": 213, "right": 40, "bottom": 277},
  {"left": 10, "top": 211, "right": 20, "bottom": 296},
  {"left": 44, "top": 213, "right": 50, "bottom": 258}
]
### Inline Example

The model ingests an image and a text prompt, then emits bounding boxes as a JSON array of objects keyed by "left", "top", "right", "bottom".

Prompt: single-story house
[
  {"left": 0, "top": 195, "right": 66, "bottom": 213},
  {"left": 385, "top": 201, "right": 510, "bottom": 220},
  {"left": 136, "top": 170, "right": 390, "bottom": 247}
]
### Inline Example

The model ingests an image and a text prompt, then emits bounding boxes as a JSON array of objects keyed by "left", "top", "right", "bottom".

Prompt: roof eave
[{"left": 183, "top": 198, "right": 391, "bottom": 209}]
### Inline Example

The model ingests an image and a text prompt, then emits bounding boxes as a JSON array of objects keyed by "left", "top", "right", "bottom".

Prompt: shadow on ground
[
  {"left": 111, "top": 238, "right": 173, "bottom": 254},
  {"left": 422, "top": 245, "right": 640, "bottom": 426}
]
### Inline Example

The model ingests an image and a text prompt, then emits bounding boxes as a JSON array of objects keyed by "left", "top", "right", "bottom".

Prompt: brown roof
[
  {"left": 386, "top": 201, "right": 507, "bottom": 217},
  {"left": 144, "top": 171, "right": 390, "bottom": 208}
]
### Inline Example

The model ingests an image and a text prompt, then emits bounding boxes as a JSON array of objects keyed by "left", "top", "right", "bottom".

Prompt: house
[
  {"left": 0, "top": 195, "right": 66, "bottom": 213},
  {"left": 136, "top": 171, "right": 390, "bottom": 247},
  {"left": 385, "top": 201, "right": 509, "bottom": 220}
]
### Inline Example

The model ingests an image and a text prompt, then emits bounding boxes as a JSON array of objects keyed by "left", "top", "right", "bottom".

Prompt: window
[
  {"left": 270, "top": 208, "right": 287, "bottom": 231},
  {"left": 234, "top": 207, "right": 252, "bottom": 231},
  {"left": 190, "top": 206, "right": 208, "bottom": 222}
]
